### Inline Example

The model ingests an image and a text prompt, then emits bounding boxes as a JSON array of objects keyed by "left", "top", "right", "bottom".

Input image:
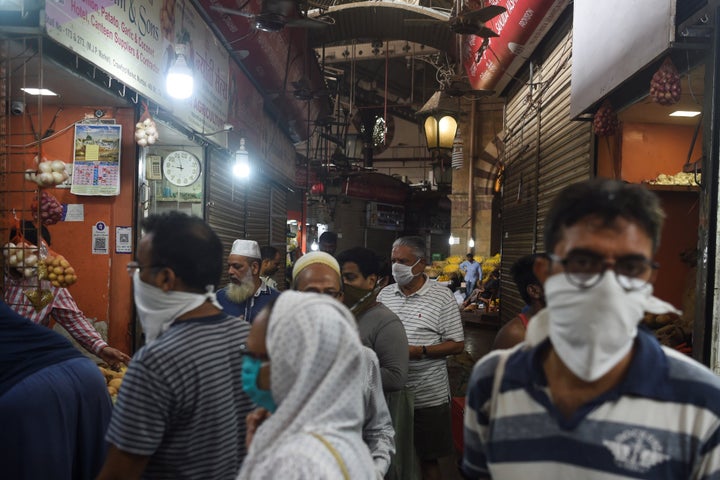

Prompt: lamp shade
[{"left": 417, "top": 90, "right": 459, "bottom": 155}]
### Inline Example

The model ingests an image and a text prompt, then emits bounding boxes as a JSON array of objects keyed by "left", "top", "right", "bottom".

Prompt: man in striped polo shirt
[
  {"left": 378, "top": 236, "right": 464, "bottom": 480},
  {"left": 463, "top": 179, "right": 720, "bottom": 479},
  {"left": 98, "top": 212, "right": 254, "bottom": 480}
]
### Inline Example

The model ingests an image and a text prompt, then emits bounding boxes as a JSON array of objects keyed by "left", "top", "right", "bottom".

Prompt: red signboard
[{"left": 463, "top": 0, "right": 568, "bottom": 93}]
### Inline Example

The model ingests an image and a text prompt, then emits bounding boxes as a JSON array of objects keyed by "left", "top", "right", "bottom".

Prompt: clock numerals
[{"left": 163, "top": 151, "right": 201, "bottom": 187}]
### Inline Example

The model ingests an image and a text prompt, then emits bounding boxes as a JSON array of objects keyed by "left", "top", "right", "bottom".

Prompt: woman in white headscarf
[{"left": 237, "top": 291, "right": 376, "bottom": 480}]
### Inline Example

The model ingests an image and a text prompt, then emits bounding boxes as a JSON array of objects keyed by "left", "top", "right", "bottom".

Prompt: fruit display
[
  {"left": 648, "top": 171, "right": 700, "bottom": 186},
  {"left": 481, "top": 253, "right": 501, "bottom": 278},
  {"left": 99, "top": 364, "right": 127, "bottom": 401},
  {"left": 32, "top": 191, "right": 64, "bottom": 225},
  {"left": 650, "top": 57, "right": 681, "bottom": 106},
  {"left": 593, "top": 100, "right": 619, "bottom": 137},
  {"left": 25, "top": 157, "right": 69, "bottom": 187},
  {"left": 40, "top": 253, "right": 77, "bottom": 288},
  {"left": 2, "top": 242, "right": 40, "bottom": 278}
]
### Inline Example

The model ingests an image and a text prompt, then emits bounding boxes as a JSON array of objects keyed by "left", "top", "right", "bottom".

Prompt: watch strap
[{"left": 422, "top": 345, "right": 427, "bottom": 357}]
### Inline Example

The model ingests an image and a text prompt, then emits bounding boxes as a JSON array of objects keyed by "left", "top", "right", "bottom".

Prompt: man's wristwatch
[{"left": 422, "top": 345, "right": 428, "bottom": 358}]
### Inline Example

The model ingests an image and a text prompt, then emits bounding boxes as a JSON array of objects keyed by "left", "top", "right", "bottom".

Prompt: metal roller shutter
[{"left": 499, "top": 23, "right": 593, "bottom": 324}]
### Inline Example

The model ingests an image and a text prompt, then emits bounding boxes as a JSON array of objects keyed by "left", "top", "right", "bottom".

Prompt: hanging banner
[
  {"left": 45, "top": 0, "right": 229, "bottom": 138},
  {"left": 71, "top": 123, "right": 122, "bottom": 196},
  {"left": 463, "top": 0, "right": 569, "bottom": 93}
]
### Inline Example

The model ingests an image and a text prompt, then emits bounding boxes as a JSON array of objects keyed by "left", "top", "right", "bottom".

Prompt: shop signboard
[
  {"left": 569, "top": 0, "right": 675, "bottom": 118},
  {"left": 45, "top": 0, "right": 229, "bottom": 139},
  {"left": 462, "top": 0, "right": 569, "bottom": 94}
]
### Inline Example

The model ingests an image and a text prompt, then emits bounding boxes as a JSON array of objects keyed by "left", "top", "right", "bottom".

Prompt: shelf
[{"left": 642, "top": 184, "right": 700, "bottom": 193}]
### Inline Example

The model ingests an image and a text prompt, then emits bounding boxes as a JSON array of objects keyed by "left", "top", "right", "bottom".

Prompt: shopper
[
  {"left": 459, "top": 253, "right": 482, "bottom": 301},
  {"left": 259, "top": 245, "right": 283, "bottom": 290},
  {"left": 318, "top": 230, "right": 338, "bottom": 255}
]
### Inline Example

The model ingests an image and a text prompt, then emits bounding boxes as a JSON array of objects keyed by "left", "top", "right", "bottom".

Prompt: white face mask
[
  {"left": 544, "top": 271, "right": 679, "bottom": 382},
  {"left": 392, "top": 258, "right": 421, "bottom": 287},
  {"left": 132, "top": 270, "right": 222, "bottom": 343}
]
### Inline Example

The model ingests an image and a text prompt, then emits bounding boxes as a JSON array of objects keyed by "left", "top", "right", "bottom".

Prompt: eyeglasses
[
  {"left": 126, "top": 261, "right": 165, "bottom": 277},
  {"left": 239, "top": 342, "right": 270, "bottom": 361},
  {"left": 548, "top": 251, "right": 658, "bottom": 291}
]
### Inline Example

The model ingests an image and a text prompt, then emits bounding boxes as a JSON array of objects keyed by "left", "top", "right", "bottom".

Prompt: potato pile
[
  {"left": 99, "top": 364, "right": 127, "bottom": 400},
  {"left": 650, "top": 58, "right": 681, "bottom": 106},
  {"left": 593, "top": 101, "right": 619, "bottom": 137},
  {"left": 41, "top": 253, "right": 77, "bottom": 288}
]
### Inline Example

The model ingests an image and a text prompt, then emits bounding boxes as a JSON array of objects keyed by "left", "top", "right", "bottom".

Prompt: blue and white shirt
[
  {"left": 217, "top": 280, "right": 280, "bottom": 323},
  {"left": 462, "top": 329, "right": 720, "bottom": 479}
]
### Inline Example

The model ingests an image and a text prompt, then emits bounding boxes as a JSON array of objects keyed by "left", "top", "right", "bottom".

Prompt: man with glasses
[
  {"left": 462, "top": 179, "right": 720, "bottom": 479},
  {"left": 378, "top": 236, "right": 464, "bottom": 480},
  {"left": 98, "top": 212, "right": 254, "bottom": 479}
]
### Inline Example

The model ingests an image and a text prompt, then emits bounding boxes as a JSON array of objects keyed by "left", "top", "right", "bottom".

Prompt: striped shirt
[
  {"left": 378, "top": 276, "right": 464, "bottom": 408},
  {"left": 462, "top": 330, "right": 720, "bottom": 479},
  {"left": 3, "top": 276, "right": 107, "bottom": 355},
  {"left": 106, "top": 313, "right": 254, "bottom": 479}
]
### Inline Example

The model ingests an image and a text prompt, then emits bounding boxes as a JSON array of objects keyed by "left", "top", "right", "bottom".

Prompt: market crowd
[{"left": 2, "top": 178, "right": 720, "bottom": 479}]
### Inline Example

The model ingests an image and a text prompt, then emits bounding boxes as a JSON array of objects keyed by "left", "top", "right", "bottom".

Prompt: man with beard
[
  {"left": 259, "top": 245, "right": 283, "bottom": 290},
  {"left": 97, "top": 212, "right": 253, "bottom": 479},
  {"left": 217, "top": 239, "right": 280, "bottom": 324},
  {"left": 462, "top": 179, "right": 720, "bottom": 479}
]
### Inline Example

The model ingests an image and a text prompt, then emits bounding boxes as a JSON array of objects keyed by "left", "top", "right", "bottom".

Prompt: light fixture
[
  {"left": 166, "top": 44, "right": 194, "bottom": 100},
  {"left": 468, "top": 238, "right": 475, "bottom": 248},
  {"left": 417, "top": 90, "right": 459, "bottom": 157},
  {"left": 21, "top": 88, "right": 57, "bottom": 96},
  {"left": 669, "top": 110, "right": 701, "bottom": 117},
  {"left": 448, "top": 235, "right": 460, "bottom": 245},
  {"left": 311, "top": 241, "right": 319, "bottom": 251},
  {"left": 233, "top": 138, "right": 250, "bottom": 179}
]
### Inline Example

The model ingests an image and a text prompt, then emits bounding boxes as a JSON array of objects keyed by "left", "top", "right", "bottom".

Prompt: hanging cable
[{"left": 384, "top": 40, "right": 389, "bottom": 143}]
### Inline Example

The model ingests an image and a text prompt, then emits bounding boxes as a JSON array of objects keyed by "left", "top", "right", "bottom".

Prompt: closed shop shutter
[
  {"left": 206, "top": 151, "right": 288, "bottom": 286},
  {"left": 499, "top": 24, "right": 593, "bottom": 324}
]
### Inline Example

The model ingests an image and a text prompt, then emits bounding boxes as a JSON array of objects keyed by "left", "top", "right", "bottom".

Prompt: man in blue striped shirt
[{"left": 463, "top": 179, "right": 720, "bottom": 479}]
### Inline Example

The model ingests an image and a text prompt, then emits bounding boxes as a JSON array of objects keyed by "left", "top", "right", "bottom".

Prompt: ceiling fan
[
  {"left": 211, "top": 0, "right": 333, "bottom": 33},
  {"left": 405, "top": 4, "right": 506, "bottom": 38}
]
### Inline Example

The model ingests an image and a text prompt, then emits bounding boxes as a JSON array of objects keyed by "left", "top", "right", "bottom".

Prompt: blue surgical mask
[{"left": 241, "top": 356, "right": 277, "bottom": 412}]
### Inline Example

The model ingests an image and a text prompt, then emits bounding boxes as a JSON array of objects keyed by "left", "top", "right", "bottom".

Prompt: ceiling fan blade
[
  {"left": 471, "top": 26, "right": 499, "bottom": 38},
  {"left": 210, "top": 5, "right": 254, "bottom": 19},
  {"left": 463, "top": 5, "right": 506, "bottom": 24},
  {"left": 285, "top": 17, "right": 331, "bottom": 28}
]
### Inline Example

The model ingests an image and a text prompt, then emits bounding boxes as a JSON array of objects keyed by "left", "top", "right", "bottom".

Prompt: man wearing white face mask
[
  {"left": 378, "top": 236, "right": 464, "bottom": 480},
  {"left": 462, "top": 179, "right": 720, "bottom": 479},
  {"left": 98, "top": 212, "right": 254, "bottom": 480}
]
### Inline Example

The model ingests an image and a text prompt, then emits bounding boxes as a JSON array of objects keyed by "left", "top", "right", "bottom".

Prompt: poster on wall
[{"left": 71, "top": 124, "right": 122, "bottom": 196}]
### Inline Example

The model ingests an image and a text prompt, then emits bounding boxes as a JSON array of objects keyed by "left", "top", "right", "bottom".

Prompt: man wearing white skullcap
[{"left": 217, "top": 239, "right": 280, "bottom": 323}]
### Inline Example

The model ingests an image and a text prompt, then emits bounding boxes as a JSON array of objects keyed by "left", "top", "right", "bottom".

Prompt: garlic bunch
[
  {"left": 135, "top": 118, "right": 159, "bottom": 147},
  {"left": 2, "top": 242, "right": 40, "bottom": 278},
  {"left": 25, "top": 158, "right": 69, "bottom": 187}
]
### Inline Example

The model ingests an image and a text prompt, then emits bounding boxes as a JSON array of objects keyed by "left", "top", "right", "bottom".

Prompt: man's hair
[
  {"left": 543, "top": 179, "right": 665, "bottom": 254},
  {"left": 392, "top": 236, "right": 425, "bottom": 260},
  {"left": 260, "top": 245, "right": 279, "bottom": 261},
  {"left": 510, "top": 254, "right": 541, "bottom": 305},
  {"left": 10, "top": 221, "right": 51, "bottom": 246},
  {"left": 319, "top": 231, "right": 337, "bottom": 244},
  {"left": 336, "top": 247, "right": 382, "bottom": 278},
  {"left": 141, "top": 212, "right": 223, "bottom": 291},
  {"left": 466, "top": 253, "right": 474, "bottom": 259}
]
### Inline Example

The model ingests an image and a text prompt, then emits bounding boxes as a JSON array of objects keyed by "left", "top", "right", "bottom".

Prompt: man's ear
[
  {"left": 251, "top": 261, "right": 261, "bottom": 276},
  {"left": 155, "top": 267, "right": 177, "bottom": 292},
  {"left": 533, "top": 256, "right": 551, "bottom": 284}
]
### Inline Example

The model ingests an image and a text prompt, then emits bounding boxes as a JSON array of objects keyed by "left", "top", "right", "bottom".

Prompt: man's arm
[
  {"left": 96, "top": 445, "right": 150, "bottom": 480},
  {"left": 374, "top": 319, "right": 409, "bottom": 391},
  {"left": 410, "top": 340, "right": 465, "bottom": 360},
  {"left": 492, "top": 317, "right": 527, "bottom": 350},
  {"left": 51, "top": 288, "right": 130, "bottom": 367},
  {"left": 362, "top": 350, "right": 395, "bottom": 478}
]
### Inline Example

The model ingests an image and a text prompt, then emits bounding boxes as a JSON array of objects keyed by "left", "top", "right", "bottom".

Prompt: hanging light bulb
[
  {"left": 468, "top": 238, "right": 475, "bottom": 248},
  {"left": 311, "top": 241, "right": 319, "bottom": 251},
  {"left": 233, "top": 138, "right": 250, "bottom": 179},
  {"left": 451, "top": 130, "right": 463, "bottom": 170},
  {"left": 166, "top": 44, "right": 194, "bottom": 99}
]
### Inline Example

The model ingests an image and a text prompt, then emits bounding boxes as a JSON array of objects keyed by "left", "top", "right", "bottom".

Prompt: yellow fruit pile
[
  {"left": 446, "top": 255, "right": 463, "bottom": 265},
  {"left": 99, "top": 365, "right": 127, "bottom": 400},
  {"left": 482, "top": 253, "right": 501, "bottom": 277},
  {"left": 41, "top": 254, "right": 77, "bottom": 288}
]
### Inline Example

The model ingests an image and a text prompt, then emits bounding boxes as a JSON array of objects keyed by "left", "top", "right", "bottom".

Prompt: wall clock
[{"left": 162, "top": 151, "right": 201, "bottom": 187}]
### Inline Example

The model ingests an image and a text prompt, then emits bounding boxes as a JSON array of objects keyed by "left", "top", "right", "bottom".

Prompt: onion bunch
[
  {"left": 32, "top": 191, "right": 64, "bottom": 225},
  {"left": 593, "top": 101, "right": 619, "bottom": 137},
  {"left": 135, "top": 118, "right": 159, "bottom": 147},
  {"left": 25, "top": 157, "right": 69, "bottom": 187},
  {"left": 2, "top": 242, "right": 40, "bottom": 278},
  {"left": 650, "top": 58, "right": 681, "bottom": 106}
]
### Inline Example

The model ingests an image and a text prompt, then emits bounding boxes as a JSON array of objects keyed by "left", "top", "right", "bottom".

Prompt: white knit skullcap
[{"left": 230, "top": 239, "right": 261, "bottom": 258}]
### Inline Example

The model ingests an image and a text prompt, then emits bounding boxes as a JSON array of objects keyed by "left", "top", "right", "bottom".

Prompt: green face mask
[{"left": 342, "top": 283, "right": 375, "bottom": 314}]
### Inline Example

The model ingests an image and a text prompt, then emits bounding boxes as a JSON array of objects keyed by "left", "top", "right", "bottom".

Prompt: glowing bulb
[
  {"left": 311, "top": 241, "right": 319, "bottom": 251},
  {"left": 166, "top": 45, "right": 194, "bottom": 99}
]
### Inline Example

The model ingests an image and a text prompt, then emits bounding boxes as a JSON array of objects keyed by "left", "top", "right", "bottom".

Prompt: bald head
[{"left": 294, "top": 262, "right": 343, "bottom": 301}]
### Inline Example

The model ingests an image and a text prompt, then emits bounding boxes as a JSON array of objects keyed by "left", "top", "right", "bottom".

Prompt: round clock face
[{"left": 163, "top": 151, "right": 201, "bottom": 187}]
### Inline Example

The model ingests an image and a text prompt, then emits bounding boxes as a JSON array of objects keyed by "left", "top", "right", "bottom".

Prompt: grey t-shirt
[
  {"left": 106, "top": 313, "right": 253, "bottom": 479},
  {"left": 357, "top": 303, "right": 409, "bottom": 392}
]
